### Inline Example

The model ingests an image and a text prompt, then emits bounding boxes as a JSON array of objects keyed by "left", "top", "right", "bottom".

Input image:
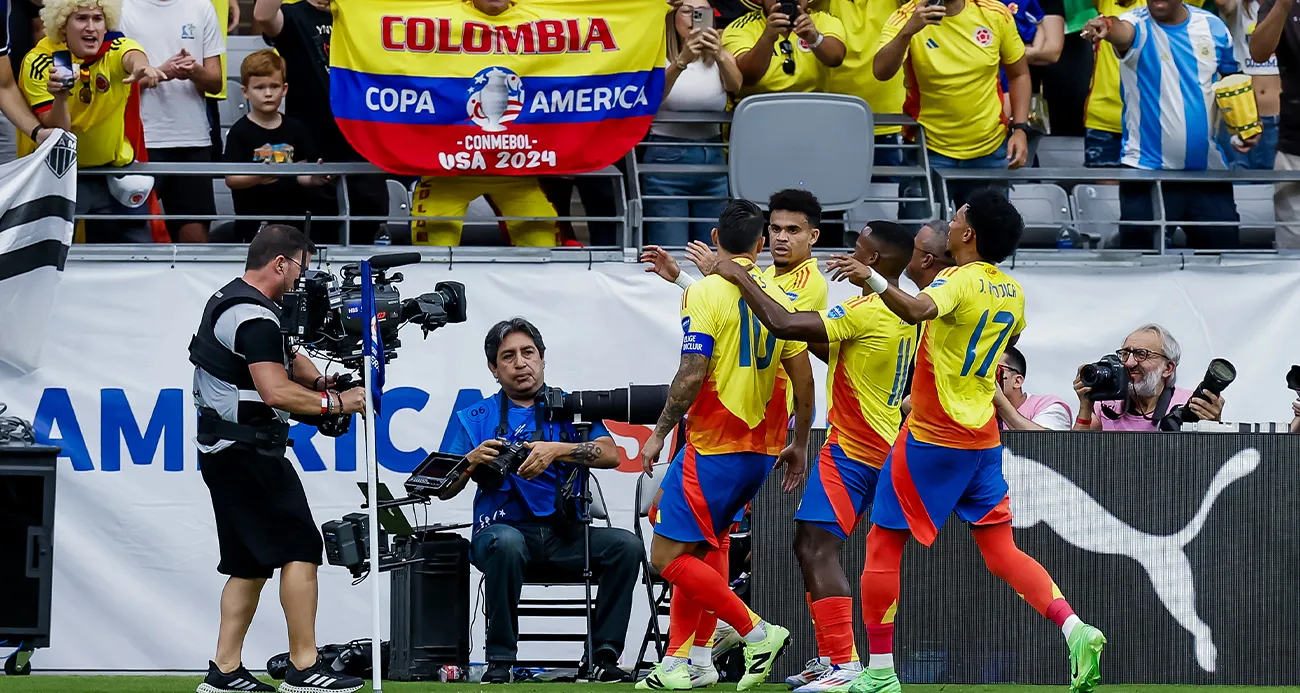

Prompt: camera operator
[
  {"left": 1073, "top": 323, "right": 1225, "bottom": 431},
  {"left": 439, "top": 318, "right": 643, "bottom": 684},
  {"left": 189, "top": 224, "right": 365, "bottom": 693}
]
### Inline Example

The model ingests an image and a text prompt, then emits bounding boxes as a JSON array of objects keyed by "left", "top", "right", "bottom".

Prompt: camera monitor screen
[{"left": 406, "top": 451, "right": 468, "bottom": 498}]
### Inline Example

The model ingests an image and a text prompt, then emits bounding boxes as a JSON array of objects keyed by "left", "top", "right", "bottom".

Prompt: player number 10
[
  {"left": 737, "top": 299, "right": 777, "bottom": 369},
  {"left": 961, "top": 310, "right": 1015, "bottom": 377}
]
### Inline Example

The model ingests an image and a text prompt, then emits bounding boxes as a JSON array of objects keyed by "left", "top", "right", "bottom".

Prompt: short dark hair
[
  {"left": 716, "top": 199, "right": 767, "bottom": 254},
  {"left": 1004, "top": 345, "right": 1026, "bottom": 376},
  {"left": 245, "top": 224, "right": 315, "bottom": 270},
  {"left": 866, "top": 220, "right": 913, "bottom": 255},
  {"left": 965, "top": 189, "right": 1023, "bottom": 264},
  {"left": 768, "top": 188, "right": 822, "bottom": 227},
  {"left": 484, "top": 317, "right": 546, "bottom": 366}
]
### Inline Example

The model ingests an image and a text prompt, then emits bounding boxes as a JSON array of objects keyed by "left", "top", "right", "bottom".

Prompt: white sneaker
[
  {"left": 785, "top": 657, "right": 831, "bottom": 689},
  {"left": 688, "top": 663, "right": 719, "bottom": 688},
  {"left": 711, "top": 623, "right": 743, "bottom": 659},
  {"left": 793, "top": 665, "right": 863, "bottom": 693}
]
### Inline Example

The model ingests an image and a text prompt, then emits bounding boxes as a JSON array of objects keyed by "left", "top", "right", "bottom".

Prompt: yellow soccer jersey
[
  {"left": 766, "top": 257, "right": 827, "bottom": 414},
  {"left": 20, "top": 35, "right": 143, "bottom": 167},
  {"left": 825, "top": 0, "right": 905, "bottom": 136},
  {"left": 1084, "top": 0, "right": 1147, "bottom": 133},
  {"left": 722, "top": 10, "right": 847, "bottom": 98},
  {"left": 680, "top": 258, "right": 808, "bottom": 456},
  {"left": 910, "top": 263, "right": 1026, "bottom": 449},
  {"left": 819, "top": 294, "right": 918, "bottom": 467},
  {"left": 879, "top": 0, "right": 1025, "bottom": 159}
]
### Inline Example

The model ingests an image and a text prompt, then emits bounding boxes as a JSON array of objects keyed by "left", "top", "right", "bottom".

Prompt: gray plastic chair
[
  {"left": 1071, "top": 183, "right": 1121, "bottom": 248},
  {"left": 1009, "top": 183, "right": 1073, "bottom": 247},
  {"left": 728, "top": 93, "right": 874, "bottom": 211},
  {"left": 1233, "top": 184, "right": 1276, "bottom": 249}
]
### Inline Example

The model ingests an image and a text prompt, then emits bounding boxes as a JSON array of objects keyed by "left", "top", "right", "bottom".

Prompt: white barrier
[{"left": 1, "top": 258, "right": 1299, "bottom": 671}]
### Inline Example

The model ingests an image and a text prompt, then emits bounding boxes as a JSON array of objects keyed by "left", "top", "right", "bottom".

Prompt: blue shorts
[
  {"left": 654, "top": 443, "right": 774, "bottom": 549},
  {"left": 794, "top": 442, "right": 881, "bottom": 541},
  {"left": 870, "top": 426, "right": 1011, "bottom": 547}
]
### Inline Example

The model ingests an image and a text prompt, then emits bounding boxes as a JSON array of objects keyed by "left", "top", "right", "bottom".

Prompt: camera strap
[
  {"left": 1151, "top": 384, "right": 1176, "bottom": 424},
  {"left": 493, "top": 388, "right": 570, "bottom": 442}
]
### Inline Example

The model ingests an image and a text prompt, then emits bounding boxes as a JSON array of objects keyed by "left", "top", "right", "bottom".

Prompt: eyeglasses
[
  {"left": 779, "top": 39, "right": 795, "bottom": 75},
  {"left": 913, "top": 243, "right": 955, "bottom": 265},
  {"left": 1116, "top": 348, "right": 1166, "bottom": 363}
]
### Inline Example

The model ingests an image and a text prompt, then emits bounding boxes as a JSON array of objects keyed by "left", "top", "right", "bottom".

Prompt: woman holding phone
[{"left": 641, "top": 0, "right": 741, "bottom": 247}]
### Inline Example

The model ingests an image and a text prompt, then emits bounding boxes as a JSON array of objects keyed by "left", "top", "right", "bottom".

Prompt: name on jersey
[
  {"left": 380, "top": 17, "right": 619, "bottom": 54},
  {"left": 979, "top": 279, "right": 1017, "bottom": 298}
]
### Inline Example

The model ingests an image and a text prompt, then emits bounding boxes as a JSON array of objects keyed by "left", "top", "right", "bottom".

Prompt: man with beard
[{"left": 1072, "top": 323, "right": 1225, "bottom": 430}]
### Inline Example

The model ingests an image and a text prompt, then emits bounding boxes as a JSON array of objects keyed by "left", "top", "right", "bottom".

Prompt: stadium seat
[
  {"left": 846, "top": 183, "right": 900, "bottom": 232},
  {"left": 1009, "top": 183, "right": 1073, "bottom": 248},
  {"left": 385, "top": 179, "right": 411, "bottom": 243},
  {"left": 1071, "top": 183, "right": 1121, "bottom": 248},
  {"left": 1234, "top": 184, "right": 1276, "bottom": 249},
  {"left": 632, "top": 459, "right": 671, "bottom": 676},
  {"left": 1035, "top": 136, "right": 1085, "bottom": 169},
  {"left": 217, "top": 78, "right": 248, "bottom": 128},
  {"left": 728, "top": 93, "right": 874, "bottom": 212}
]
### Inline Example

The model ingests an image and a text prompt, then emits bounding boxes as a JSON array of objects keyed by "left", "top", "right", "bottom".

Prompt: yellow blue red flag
[{"left": 330, "top": 0, "right": 668, "bottom": 176}]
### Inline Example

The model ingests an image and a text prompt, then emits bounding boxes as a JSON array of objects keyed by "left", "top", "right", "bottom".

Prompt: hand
[
  {"left": 305, "top": 158, "right": 334, "bottom": 186},
  {"left": 46, "top": 68, "right": 72, "bottom": 97},
  {"left": 712, "top": 256, "right": 749, "bottom": 284},
  {"left": 826, "top": 254, "right": 872, "bottom": 287},
  {"left": 793, "top": 11, "right": 819, "bottom": 44},
  {"left": 465, "top": 439, "right": 504, "bottom": 471},
  {"left": 640, "top": 244, "right": 682, "bottom": 282},
  {"left": 684, "top": 239, "right": 718, "bottom": 275},
  {"left": 228, "top": 0, "right": 240, "bottom": 32},
  {"left": 1007, "top": 129, "right": 1029, "bottom": 169},
  {"left": 337, "top": 388, "right": 367, "bottom": 416},
  {"left": 1186, "top": 390, "right": 1225, "bottom": 422},
  {"left": 1073, "top": 365, "right": 1093, "bottom": 410},
  {"left": 33, "top": 127, "right": 53, "bottom": 144},
  {"left": 775, "top": 443, "right": 806, "bottom": 493},
  {"left": 1293, "top": 400, "right": 1300, "bottom": 418},
  {"left": 124, "top": 63, "right": 169, "bottom": 88},
  {"left": 677, "top": 30, "right": 699, "bottom": 65},
  {"left": 690, "top": 27, "right": 722, "bottom": 59},
  {"left": 761, "top": 6, "right": 793, "bottom": 41},
  {"left": 1231, "top": 133, "right": 1261, "bottom": 153},
  {"left": 1081, "top": 16, "right": 1111, "bottom": 42},
  {"left": 161, "top": 50, "right": 196, "bottom": 80},
  {"left": 518, "top": 440, "right": 565, "bottom": 480},
  {"left": 904, "top": 3, "right": 945, "bottom": 36},
  {"left": 641, "top": 433, "right": 666, "bottom": 475},
  {"left": 992, "top": 381, "right": 1012, "bottom": 412}
]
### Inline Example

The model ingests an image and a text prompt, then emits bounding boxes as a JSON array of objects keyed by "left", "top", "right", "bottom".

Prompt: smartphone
[
  {"left": 691, "top": 6, "right": 712, "bottom": 32},
  {"left": 51, "top": 50, "right": 75, "bottom": 88},
  {"left": 779, "top": 0, "right": 799, "bottom": 18},
  {"left": 928, "top": 0, "right": 945, "bottom": 7}
]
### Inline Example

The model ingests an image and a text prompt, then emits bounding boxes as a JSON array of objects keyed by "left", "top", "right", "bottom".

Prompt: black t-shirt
[
  {"left": 223, "top": 115, "right": 323, "bottom": 241},
  {"left": 266, "top": 2, "right": 355, "bottom": 160},
  {"left": 1260, "top": 0, "right": 1300, "bottom": 155},
  {"left": 234, "top": 318, "right": 285, "bottom": 366}
]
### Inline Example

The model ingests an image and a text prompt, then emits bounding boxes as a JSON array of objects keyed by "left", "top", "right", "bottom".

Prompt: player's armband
[{"left": 681, "top": 331, "right": 714, "bottom": 358}]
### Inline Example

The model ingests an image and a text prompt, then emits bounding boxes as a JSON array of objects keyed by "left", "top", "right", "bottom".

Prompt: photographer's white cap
[{"left": 107, "top": 174, "right": 154, "bottom": 208}]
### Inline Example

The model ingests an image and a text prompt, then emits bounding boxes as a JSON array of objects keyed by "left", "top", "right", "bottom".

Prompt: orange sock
[
  {"left": 810, "top": 596, "right": 857, "bottom": 665},
  {"left": 972, "top": 522, "right": 1069, "bottom": 618},
  {"left": 693, "top": 532, "right": 731, "bottom": 646},
  {"left": 663, "top": 554, "right": 759, "bottom": 636},
  {"left": 861, "top": 526, "right": 908, "bottom": 661}
]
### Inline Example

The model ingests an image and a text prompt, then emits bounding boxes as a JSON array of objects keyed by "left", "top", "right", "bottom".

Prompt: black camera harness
[
  {"left": 1101, "top": 383, "right": 1177, "bottom": 428},
  {"left": 493, "top": 388, "right": 589, "bottom": 522}
]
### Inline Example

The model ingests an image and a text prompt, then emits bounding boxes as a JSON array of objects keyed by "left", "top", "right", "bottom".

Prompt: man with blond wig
[{"left": 17, "top": 0, "right": 167, "bottom": 242}]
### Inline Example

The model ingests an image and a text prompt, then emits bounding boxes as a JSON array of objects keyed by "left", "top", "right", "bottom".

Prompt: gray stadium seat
[
  {"left": 217, "top": 78, "right": 248, "bottom": 128},
  {"left": 846, "top": 183, "right": 900, "bottom": 232},
  {"left": 1035, "top": 136, "right": 1085, "bottom": 169},
  {"left": 385, "top": 179, "right": 411, "bottom": 243},
  {"left": 1233, "top": 183, "right": 1276, "bottom": 249},
  {"left": 1009, "top": 183, "right": 1072, "bottom": 248},
  {"left": 729, "top": 93, "right": 874, "bottom": 211},
  {"left": 1071, "top": 183, "right": 1121, "bottom": 248}
]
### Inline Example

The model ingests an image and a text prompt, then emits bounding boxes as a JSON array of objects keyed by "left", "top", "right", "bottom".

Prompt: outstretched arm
[
  {"left": 877, "top": 284, "right": 938, "bottom": 324},
  {"left": 714, "top": 260, "right": 828, "bottom": 342}
]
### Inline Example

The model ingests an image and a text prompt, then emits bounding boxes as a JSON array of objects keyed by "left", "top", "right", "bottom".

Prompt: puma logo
[{"left": 1002, "top": 448, "right": 1261, "bottom": 673}]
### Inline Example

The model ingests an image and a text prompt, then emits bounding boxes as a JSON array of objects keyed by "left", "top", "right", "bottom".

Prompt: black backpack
[{"left": 267, "top": 640, "right": 390, "bottom": 680}]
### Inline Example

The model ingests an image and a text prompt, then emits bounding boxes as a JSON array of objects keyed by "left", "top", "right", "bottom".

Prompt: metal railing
[{"left": 933, "top": 168, "right": 1300, "bottom": 255}]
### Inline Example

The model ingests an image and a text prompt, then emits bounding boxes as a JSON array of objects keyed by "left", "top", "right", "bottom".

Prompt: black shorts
[
  {"left": 200, "top": 446, "right": 323, "bottom": 579},
  {"left": 147, "top": 145, "right": 218, "bottom": 239}
]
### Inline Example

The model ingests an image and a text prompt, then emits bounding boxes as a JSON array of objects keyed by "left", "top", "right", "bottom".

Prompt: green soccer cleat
[
  {"left": 738, "top": 623, "right": 790, "bottom": 691},
  {"left": 1068, "top": 623, "right": 1107, "bottom": 693},
  {"left": 847, "top": 667, "right": 902, "bottom": 693},
  {"left": 636, "top": 661, "right": 693, "bottom": 691}
]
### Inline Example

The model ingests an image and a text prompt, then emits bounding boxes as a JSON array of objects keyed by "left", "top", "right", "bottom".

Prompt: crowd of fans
[{"left": 0, "top": 0, "right": 1296, "bottom": 249}]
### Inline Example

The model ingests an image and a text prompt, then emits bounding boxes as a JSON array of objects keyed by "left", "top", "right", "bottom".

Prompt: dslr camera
[{"left": 1079, "top": 353, "right": 1128, "bottom": 401}]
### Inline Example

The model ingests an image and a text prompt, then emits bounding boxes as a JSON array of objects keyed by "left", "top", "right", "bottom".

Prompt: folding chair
[{"left": 632, "top": 460, "right": 671, "bottom": 676}]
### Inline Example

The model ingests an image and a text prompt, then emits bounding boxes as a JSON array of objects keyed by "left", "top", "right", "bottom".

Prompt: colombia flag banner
[{"left": 330, "top": 0, "right": 668, "bottom": 176}]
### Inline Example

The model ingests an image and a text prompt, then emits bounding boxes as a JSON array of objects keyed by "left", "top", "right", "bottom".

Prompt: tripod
[{"left": 560, "top": 422, "right": 598, "bottom": 681}]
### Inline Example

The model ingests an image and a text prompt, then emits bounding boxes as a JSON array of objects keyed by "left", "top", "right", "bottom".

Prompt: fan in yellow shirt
[
  {"left": 1082, "top": 0, "right": 1146, "bottom": 167},
  {"left": 824, "top": 0, "right": 906, "bottom": 141},
  {"left": 722, "top": 0, "right": 847, "bottom": 99}
]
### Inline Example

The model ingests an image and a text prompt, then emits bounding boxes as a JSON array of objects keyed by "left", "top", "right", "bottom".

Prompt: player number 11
[{"left": 961, "top": 309, "right": 1015, "bottom": 377}]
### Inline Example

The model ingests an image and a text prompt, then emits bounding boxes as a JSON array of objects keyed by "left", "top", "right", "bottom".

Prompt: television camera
[{"left": 279, "top": 251, "right": 466, "bottom": 438}]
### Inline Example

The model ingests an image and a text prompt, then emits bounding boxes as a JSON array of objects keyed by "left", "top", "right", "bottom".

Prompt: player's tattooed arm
[
  {"left": 652, "top": 353, "right": 709, "bottom": 440},
  {"left": 714, "top": 261, "right": 829, "bottom": 342}
]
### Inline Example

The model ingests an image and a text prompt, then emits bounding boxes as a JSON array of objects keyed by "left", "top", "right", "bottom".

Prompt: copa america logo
[{"left": 466, "top": 66, "right": 525, "bottom": 132}]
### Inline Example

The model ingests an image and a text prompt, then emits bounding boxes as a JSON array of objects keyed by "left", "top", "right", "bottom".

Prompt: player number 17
[{"left": 960, "top": 310, "right": 1015, "bottom": 377}]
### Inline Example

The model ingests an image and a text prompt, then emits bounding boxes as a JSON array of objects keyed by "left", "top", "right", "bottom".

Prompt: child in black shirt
[{"left": 222, "top": 49, "right": 336, "bottom": 242}]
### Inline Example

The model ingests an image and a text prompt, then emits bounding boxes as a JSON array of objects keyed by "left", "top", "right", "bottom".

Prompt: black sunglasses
[{"left": 779, "top": 39, "right": 795, "bottom": 75}]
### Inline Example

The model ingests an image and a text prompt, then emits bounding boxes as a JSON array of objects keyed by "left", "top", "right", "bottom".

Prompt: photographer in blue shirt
[{"left": 440, "top": 318, "right": 643, "bottom": 684}]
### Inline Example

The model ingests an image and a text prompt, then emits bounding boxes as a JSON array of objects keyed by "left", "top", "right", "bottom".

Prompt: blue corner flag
[{"left": 359, "top": 260, "right": 385, "bottom": 417}]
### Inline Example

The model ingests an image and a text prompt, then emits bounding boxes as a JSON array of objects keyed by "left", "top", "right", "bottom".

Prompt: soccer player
[
  {"left": 848, "top": 190, "right": 1107, "bottom": 693},
  {"left": 638, "top": 199, "right": 816, "bottom": 692},
  {"left": 642, "top": 188, "right": 828, "bottom": 686},
  {"left": 707, "top": 223, "right": 917, "bottom": 693}
]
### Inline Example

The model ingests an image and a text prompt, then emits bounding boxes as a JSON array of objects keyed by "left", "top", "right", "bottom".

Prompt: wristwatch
[
  {"left": 809, "top": 32, "right": 825, "bottom": 49},
  {"left": 1009, "top": 122, "right": 1033, "bottom": 136}
]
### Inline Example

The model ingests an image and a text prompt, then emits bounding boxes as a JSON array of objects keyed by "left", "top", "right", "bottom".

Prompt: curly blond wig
[{"left": 41, "top": 0, "right": 122, "bottom": 45}]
